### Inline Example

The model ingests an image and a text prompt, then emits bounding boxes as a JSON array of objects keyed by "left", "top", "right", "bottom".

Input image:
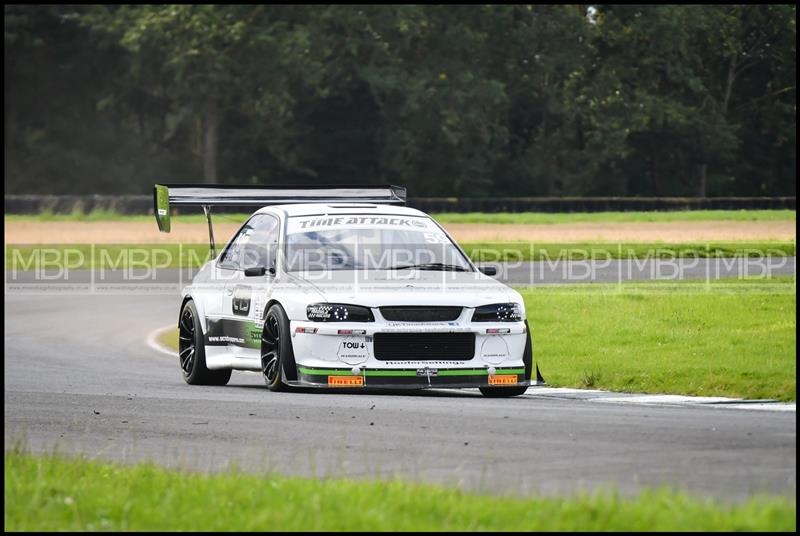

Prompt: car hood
[{"left": 285, "top": 269, "right": 519, "bottom": 308}]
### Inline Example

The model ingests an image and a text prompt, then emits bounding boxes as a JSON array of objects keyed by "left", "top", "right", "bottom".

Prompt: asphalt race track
[{"left": 4, "top": 262, "right": 796, "bottom": 501}]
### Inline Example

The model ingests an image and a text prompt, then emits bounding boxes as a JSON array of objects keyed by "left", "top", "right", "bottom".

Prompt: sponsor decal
[
  {"left": 249, "top": 327, "right": 261, "bottom": 344},
  {"left": 205, "top": 318, "right": 260, "bottom": 348},
  {"left": 252, "top": 294, "right": 264, "bottom": 322},
  {"left": 416, "top": 367, "right": 438, "bottom": 377},
  {"left": 286, "top": 214, "right": 437, "bottom": 235},
  {"left": 154, "top": 184, "right": 171, "bottom": 232},
  {"left": 488, "top": 374, "right": 518, "bottom": 385},
  {"left": 232, "top": 285, "right": 251, "bottom": 316},
  {"left": 297, "top": 216, "right": 427, "bottom": 229},
  {"left": 328, "top": 375, "right": 364, "bottom": 387},
  {"left": 208, "top": 335, "right": 245, "bottom": 344},
  {"left": 337, "top": 336, "right": 369, "bottom": 364},
  {"left": 480, "top": 336, "right": 510, "bottom": 365}
]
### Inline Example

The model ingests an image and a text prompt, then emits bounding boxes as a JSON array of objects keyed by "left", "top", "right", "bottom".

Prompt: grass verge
[
  {"left": 464, "top": 241, "right": 795, "bottom": 262},
  {"left": 4, "top": 451, "right": 795, "bottom": 531},
  {"left": 5, "top": 241, "right": 795, "bottom": 270},
  {"left": 156, "top": 278, "right": 796, "bottom": 401},
  {"left": 522, "top": 277, "right": 796, "bottom": 401},
  {"left": 434, "top": 209, "right": 796, "bottom": 224},
  {"left": 5, "top": 209, "right": 795, "bottom": 224}
]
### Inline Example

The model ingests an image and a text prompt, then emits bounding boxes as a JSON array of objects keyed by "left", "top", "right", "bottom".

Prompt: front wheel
[
  {"left": 178, "top": 300, "right": 231, "bottom": 386},
  {"left": 260, "top": 304, "right": 294, "bottom": 392},
  {"left": 479, "top": 385, "right": 529, "bottom": 398}
]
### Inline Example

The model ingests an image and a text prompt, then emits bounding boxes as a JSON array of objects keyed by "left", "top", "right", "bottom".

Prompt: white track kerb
[
  {"left": 146, "top": 324, "right": 178, "bottom": 357},
  {"left": 145, "top": 324, "right": 794, "bottom": 412}
]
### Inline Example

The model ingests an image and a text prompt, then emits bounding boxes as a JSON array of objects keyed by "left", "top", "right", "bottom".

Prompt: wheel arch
[
  {"left": 263, "top": 298, "right": 281, "bottom": 316},
  {"left": 178, "top": 295, "right": 193, "bottom": 327},
  {"left": 179, "top": 292, "right": 209, "bottom": 333}
]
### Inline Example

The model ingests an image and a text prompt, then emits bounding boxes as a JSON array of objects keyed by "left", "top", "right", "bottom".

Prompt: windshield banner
[{"left": 287, "top": 215, "right": 437, "bottom": 234}]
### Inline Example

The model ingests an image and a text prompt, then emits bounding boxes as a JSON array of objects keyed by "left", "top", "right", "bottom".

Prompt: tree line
[{"left": 4, "top": 5, "right": 796, "bottom": 197}]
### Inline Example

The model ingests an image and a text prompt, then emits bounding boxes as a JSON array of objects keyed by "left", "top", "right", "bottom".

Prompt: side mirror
[
  {"left": 478, "top": 265, "right": 497, "bottom": 276},
  {"left": 244, "top": 266, "right": 267, "bottom": 277}
]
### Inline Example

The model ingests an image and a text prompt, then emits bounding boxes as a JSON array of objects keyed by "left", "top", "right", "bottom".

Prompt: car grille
[
  {"left": 379, "top": 306, "right": 463, "bottom": 322},
  {"left": 373, "top": 332, "right": 475, "bottom": 361}
]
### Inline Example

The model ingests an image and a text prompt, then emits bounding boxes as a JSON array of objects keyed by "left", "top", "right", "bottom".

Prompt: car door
[{"left": 220, "top": 213, "right": 281, "bottom": 359}]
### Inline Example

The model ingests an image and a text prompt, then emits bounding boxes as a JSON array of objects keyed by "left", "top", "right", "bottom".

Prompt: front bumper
[{"left": 288, "top": 315, "right": 530, "bottom": 389}]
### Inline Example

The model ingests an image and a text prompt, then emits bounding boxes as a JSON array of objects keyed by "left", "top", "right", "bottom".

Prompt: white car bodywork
[{"left": 181, "top": 202, "right": 533, "bottom": 389}]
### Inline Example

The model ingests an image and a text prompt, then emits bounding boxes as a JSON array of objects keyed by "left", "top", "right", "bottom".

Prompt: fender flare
[
  {"left": 524, "top": 320, "right": 546, "bottom": 385},
  {"left": 180, "top": 293, "right": 209, "bottom": 334}
]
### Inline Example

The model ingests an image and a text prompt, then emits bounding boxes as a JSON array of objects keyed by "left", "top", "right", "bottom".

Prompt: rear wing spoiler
[{"left": 153, "top": 183, "right": 407, "bottom": 255}]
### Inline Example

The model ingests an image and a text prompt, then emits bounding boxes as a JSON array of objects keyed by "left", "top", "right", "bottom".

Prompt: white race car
[{"left": 155, "top": 184, "right": 543, "bottom": 397}]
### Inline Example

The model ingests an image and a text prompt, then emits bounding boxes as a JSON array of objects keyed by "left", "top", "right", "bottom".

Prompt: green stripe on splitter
[
  {"left": 297, "top": 366, "right": 525, "bottom": 377},
  {"left": 439, "top": 368, "right": 524, "bottom": 376}
]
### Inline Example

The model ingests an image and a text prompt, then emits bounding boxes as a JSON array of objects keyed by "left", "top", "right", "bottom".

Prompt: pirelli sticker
[
  {"left": 328, "top": 375, "right": 364, "bottom": 387},
  {"left": 488, "top": 374, "right": 518, "bottom": 385}
]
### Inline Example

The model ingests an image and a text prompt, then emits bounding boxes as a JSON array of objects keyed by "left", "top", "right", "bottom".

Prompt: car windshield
[{"left": 284, "top": 214, "right": 472, "bottom": 272}]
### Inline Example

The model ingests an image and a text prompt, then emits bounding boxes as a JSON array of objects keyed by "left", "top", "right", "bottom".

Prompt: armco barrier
[{"left": 3, "top": 194, "right": 796, "bottom": 214}]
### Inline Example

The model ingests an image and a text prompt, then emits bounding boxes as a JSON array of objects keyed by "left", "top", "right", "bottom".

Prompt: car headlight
[
  {"left": 306, "top": 303, "right": 374, "bottom": 322},
  {"left": 471, "top": 303, "right": 522, "bottom": 322}
]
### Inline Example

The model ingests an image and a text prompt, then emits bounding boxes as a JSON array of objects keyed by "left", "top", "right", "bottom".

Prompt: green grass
[
  {"left": 4, "top": 451, "right": 795, "bottom": 531},
  {"left": 157, "top": 326, "right": 178, "bottom": 350},
  {"left": 434, "top": 209, "right": 796, "bottom": 224},
  {"left": 156, "top": 278, "right": 796, "bottom": 401},
  {"left": 5, "top": 241, "right": 795, "bottom": 270},
  {"left": 523, "top": 277, "right": 796, "bottom": 401},
  {"left": 464, "top": 241, "right": 795, "bottom": 262},
  {"left": 5, "top": 209, "right": 795, "bottom": 224}
]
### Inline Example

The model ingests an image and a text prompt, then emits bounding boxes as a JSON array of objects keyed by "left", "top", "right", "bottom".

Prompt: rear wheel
[
  {"left": 178, "top": 300, "right": 231, "bottom": 386},
  {"left": 260, "top": 304, "right": 294, "bottom": 391}
]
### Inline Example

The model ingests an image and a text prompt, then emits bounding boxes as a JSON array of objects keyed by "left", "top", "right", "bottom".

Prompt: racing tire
[
  {"left": 178, "top": 300, "right": 232, "bottom": 386},
  {"left": 479, "top": 385, "right": 529, "bottom": 398},
  {"left": 260, "top": 304, "right": 294, "bottom": 392}
]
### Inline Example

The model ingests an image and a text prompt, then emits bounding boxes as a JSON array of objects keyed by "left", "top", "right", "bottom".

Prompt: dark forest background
[{"left": 4, "top": 5, "right": 796, "bottom": 197}]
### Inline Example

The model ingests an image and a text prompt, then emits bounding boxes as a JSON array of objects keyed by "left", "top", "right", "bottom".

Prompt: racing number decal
[
  {"left": 232, "top": 285, "right": 252, "bottom": 317},
  {"left": 423, "top": 232, "right": 450, "bottom": 244}
]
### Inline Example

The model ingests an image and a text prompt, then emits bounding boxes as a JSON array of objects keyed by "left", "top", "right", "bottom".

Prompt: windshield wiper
[{"left": 389, "top": 262, "right": 470, "bottom": 272}]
